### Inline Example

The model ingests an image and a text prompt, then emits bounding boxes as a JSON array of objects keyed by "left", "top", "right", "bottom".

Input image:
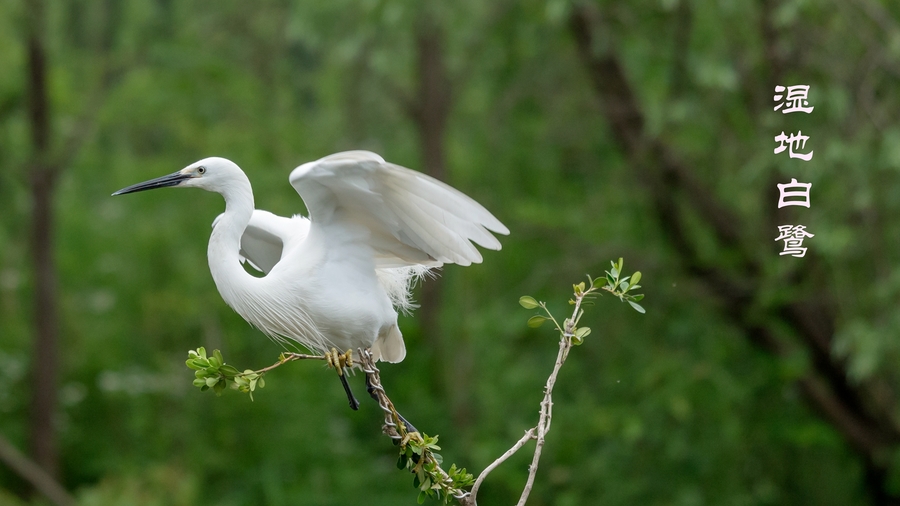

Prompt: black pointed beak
[{"left": 111, "top": 171, "right": 192, "bottom": 196}]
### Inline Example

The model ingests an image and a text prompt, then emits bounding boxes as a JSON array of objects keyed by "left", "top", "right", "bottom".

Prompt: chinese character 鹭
[
  {"left": 775, "top": 225, "right": 814, "bottom": 257},
  {"left": 776, "top": 178, "right": 812, "bottom": 208},
  {"left": 774, "top": 85, "right": 814, "bottom": 114},
  {"left": 774, "top": 131, "right": 813, "bottom": 161}
]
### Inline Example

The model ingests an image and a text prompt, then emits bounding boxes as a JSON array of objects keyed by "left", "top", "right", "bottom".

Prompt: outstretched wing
[
  {"left": 224, "top": 209, "right": 310, "bottom": 274},
  {"left": 288, "top": 151, "right": 508, "bottom": 268}
]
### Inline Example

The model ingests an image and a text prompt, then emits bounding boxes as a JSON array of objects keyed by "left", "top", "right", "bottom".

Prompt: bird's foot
[
  {"left": 325, "top": 348, "right": 354, "bottom": 375},
  {"left": 327, "top": 348, "right": 359, "bottom": 410}
]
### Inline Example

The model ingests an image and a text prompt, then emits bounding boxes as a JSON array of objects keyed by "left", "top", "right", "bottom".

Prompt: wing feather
[
  {"left": 289, "top": 151, "right": 508, "bottom": 268},
  {"left": 234, "top": 210, "right": 310, "bottom": 275}
]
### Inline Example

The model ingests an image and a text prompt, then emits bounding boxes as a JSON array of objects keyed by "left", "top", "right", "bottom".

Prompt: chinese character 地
[
  {"left": 775, "top": 225, "right": 814, "bottom": 257},
  {"left": 776, "top": 178, "right": 812, "bottom": 208},
  {"left": 774, "top": 131, "right": 813, "bottom": 161},
  {"left": 774, "top": 85, "right": 814, "bottom": 114}
]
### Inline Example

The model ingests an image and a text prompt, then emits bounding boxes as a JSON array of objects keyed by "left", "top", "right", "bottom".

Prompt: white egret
[{"left": 113, "top": 151, "right": 508, "bottom": 408}]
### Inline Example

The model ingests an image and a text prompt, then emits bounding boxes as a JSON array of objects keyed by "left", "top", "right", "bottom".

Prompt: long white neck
[{"left": 208, "top": 173, "right": 256, "bottom": 305}]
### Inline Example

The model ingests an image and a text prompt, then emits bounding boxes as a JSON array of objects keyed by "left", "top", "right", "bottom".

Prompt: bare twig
[
  {"left": 467, "top": 429, "right": 535, "bottom": 500},
  {"left": 249, "top": 352, "right": 326, "bottom": 375},
  {"left": 0, "top": 433, "right": 75, "bottom": 506},
  {"left": 464, "top": 284, "right": 590, "bottom": 506},
  {"left": 515, "top": 295, "right": 581, "bottom": 505}
]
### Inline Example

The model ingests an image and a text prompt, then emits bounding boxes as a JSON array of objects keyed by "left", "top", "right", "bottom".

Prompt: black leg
[{"left": 340, "top": 373, "right": 360, "bottom": 410}]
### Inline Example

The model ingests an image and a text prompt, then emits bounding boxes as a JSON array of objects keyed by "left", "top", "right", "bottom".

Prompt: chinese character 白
[
  {"left": 775, "top": 224, "right": 814, "bottom": 257},
  {"left": 774, "top": 85, "right": 814, "bottom": 114},
  {"left": 777, "top": 178, "right": 812, "bottom": 208},
  {"left": 774, "top": 131, "right": 813, "bottom": 161}
]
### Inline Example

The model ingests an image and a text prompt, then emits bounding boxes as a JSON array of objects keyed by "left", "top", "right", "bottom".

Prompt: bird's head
[{"left": 112, "top": 157, "right": 247, "bottom": 196}]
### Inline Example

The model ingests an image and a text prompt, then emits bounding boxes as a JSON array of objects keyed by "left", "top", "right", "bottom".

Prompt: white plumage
[{"left": 113, "top": 151, "right": 508, "bottom": 364}]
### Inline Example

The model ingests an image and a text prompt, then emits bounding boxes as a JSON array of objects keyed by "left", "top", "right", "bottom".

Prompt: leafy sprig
[
  {"left": 600, "top": 257, "right": 645, "bottom": 313},
  {"left": 397, "top": 433, "right": 474, "bottom": 504},
  {"left": 185, "top": 347, "right": 322, "bottom": 400},
  {"left": 185, "top": 347, "right": 259, "bottom": 397},
  {"left": 519, "top": 258, "right": 644, "bottom": 346}
]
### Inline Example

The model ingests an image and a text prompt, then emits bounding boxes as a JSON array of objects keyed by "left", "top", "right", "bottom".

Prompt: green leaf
[
  {"left": 527, "top": 315, "right": 548, "bottom": 328},
  {"left": 631, "top": 294, "right": 644, "bottom": 302},
  {"left": 631, "top": 271, "right": 642, "bottom": 285},
  {"left": 518, "top": 295, "right": 539, "bottom": 309},
  {"left": 219, "top": 364, "right": 240, "bottom": 376},
  {"left": 417, "top": 491, "right": 427, "bottom": 504},
  {"left": 575, "top": 327, "right": 591, "bottom": 339},
  {"left": 205, "top": 377, "right": 218, "bottom": 388},
  {"left": 397, "top": 454, "right": 408, "bottom": 470},
  {"left": 610, "top": 266, "right": 619, "bottom": 279},
  {"left": 628, "top": 301, "right": 646, "bottom": 313},
  {"left": 620, "top": 281, "right": 629, "bottom": 291}
]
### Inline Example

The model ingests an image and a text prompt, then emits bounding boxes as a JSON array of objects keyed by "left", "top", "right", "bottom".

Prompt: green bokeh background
[{"left": 1, "top": 1, "right": 899, "bottom": 504}]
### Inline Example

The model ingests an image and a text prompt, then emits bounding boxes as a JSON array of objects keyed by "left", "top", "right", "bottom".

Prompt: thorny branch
[
  {"left": 462, "top": 279, "right": 596, "bottom": 506},
  {"left": 187, "top": 265, "right": 643, "bottom": 505}
]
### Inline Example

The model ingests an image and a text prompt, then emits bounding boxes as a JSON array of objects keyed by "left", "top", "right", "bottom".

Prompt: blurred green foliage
[{"left": 1, "top": 0, "right": 898, "bottom": 504}]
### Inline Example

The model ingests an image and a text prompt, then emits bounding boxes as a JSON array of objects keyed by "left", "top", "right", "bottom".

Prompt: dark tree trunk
[
  {"left": 26, "top": 0, "right": 61, "bottom": 481},
  {"left": 413, "top": 13, "right": 451, "bottom": 365},
  {"left": 406, "top": 10, "right": 475, "bottom": 429}
]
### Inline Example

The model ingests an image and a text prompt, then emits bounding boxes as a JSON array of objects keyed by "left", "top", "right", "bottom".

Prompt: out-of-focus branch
[
  {"left": 568, "top": 4, "right": 900, "bottom": 503},
  {"left": 0, "top": 433, "right": 75, "bottom": 506},
  {"left": 23, "top": 0, "right": 129, "bottom": 484}
]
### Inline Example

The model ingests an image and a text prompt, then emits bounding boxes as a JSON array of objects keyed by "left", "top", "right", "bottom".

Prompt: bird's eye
[{"left": 198, "top": 166, "right": 206, "bottom": 174}]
